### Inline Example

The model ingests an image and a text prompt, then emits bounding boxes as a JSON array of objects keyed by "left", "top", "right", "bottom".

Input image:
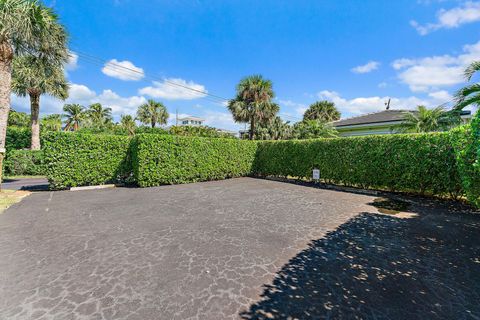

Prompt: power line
[{"left": 68, "top": 49, "right": 303, "bottom": 122}]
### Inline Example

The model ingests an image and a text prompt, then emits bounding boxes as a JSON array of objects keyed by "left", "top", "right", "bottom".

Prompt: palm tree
[
  {"left": 86, "top": 103, "right": 112, "bottom": 128},
  {"left": 63, "top": 104, "right": 85, "bottom": 131},
  {"left": 41, "top": 114, "right": 62, "bottom": 131},
  {"left": 455, "top": 61, "right": 480, "bottom": 110},
  {"left": 136, "top": 100, "right": 169, "bottom": 128},
  {"left": 0, "top": 0, "right": 68, "bottom": 183},
  {"left": 228, "top": 75, "right": 278, "bottom": 140},
  {"left": 255, "top": 116, "right": 292, "bottom": 140},
  {"left": 397, "top": 105, "right": 461, "bottom": 133},
  {"left": 292, "top": 120, "right": 338, "bottom": 139},
  {"left": 12, "top": 55, "right": 68, "bottom": 150},
  {"left": 303, "top": 101, "right": 341, "bottom": 122},
  {"left": 120, "top": 115, "right": 136, "bottom": 136}
]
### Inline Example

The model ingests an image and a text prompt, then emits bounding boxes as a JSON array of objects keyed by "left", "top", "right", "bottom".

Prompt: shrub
[
  {"left": 43, "top": 133, "right": 132, "bottom": 189},
  {"left": 450, "top": 111, "right": 480, "bottom": 207},
  {"left": 4, "top": 150, "right": 45, "bottom": 176},
  {"left": 6, "top": 127, "right": 31, "bottom": 150},
  {"left": 253, "top": 133, "right": 462, "bottom": 197},
  {"left": 132, "top": 134, "right": 257, "bottom": 187}
]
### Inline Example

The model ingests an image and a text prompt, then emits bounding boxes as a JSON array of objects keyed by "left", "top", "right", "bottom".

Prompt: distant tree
[
  {"left": 7, "top": 109, "right": 29, "bottom": 127},
  {"left": 41, "top": 114, "right": 62, "bottom": 131},
  {"left": 63, "top": 104, "right": 85, "bottom": 131},
  {"left": 255, "top": 116, "right": 292, "bottom": 140},
  {"left": 86, "top": 103, "right": 113, "bottom": 128},
  {"left": 228, "top": 75, "right": 278, "bottom": 140},
  {"left": 303, "top": 101, "right": 341, "bottom": 122},
  {"left": 136, "top": 100, "right": 169, "bottom": 128},
  {"left": 12, "top": 56, "right": 68, "bottom": 149},
  {"left": 398, "top": 105, "right": 461, "bottom": 133},
  {"left": 292, "top": 120, "right": 338, "bottom": 139},
  {"left": 455, "top": 61, "right": 480, "bottom": 110},
  {"left": 120, "top": 115, "right": 136, "bottom": 136}
]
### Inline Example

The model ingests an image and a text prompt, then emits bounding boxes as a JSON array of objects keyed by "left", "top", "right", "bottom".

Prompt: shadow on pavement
[{"left": 241, "top": 201, "right": 480, "bottom": 319}]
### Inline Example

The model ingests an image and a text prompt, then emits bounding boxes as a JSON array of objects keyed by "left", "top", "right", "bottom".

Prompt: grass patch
[{"left": 0, "top": 190, "right": 30, "bottom": 213}]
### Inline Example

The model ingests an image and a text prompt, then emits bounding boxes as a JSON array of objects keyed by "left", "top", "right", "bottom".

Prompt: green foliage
[
  {"left": 41, "top": 114, "right": 62, "bottom": 131},
  {"left": 303, "top": 101, "right": 341, "bottom": 122},
  {"left": 43, "top": 133, "right": 132, "bottom": 189},
  {"left": 254, "top": 116, "right": 292, "bottom": 140},
  {"left": 63, "top": 104, "right": 85, "bottom": 131},
  {"left": 120, "top": 115, "right": 136, "bottom": 136},
  {"left": 84, "top": 103, "right": 113, "bottom": 129},
  {"left": 8, "top": 109, "right": 29, "bottom": 127},
  {"left": 292, "top": 120, "right": 338, "bottom": 139},
  {"left": 169, "top": 125, "right": 235, "bottom": 139},
  {"left": 134, "top": 126, "right": 169, "bottom": 135},
  {"left": 398, "top": 105, "right": 461, "bottom": 133},
  {"left": 6, "top": 127, "right": 31, "bottom": 150},
  {"left": 136, "top": 100, "right": 169, "bottom": 128},
  {"left": 455, "top": 60, "right": 480, "bottom": 110},
  {"left": 132, "top": 134, "right": 257, "bottom": 187},
  {"left": 228, "top": 75, "right": 278, "bottom": 139},
  {"left": 450, "top": 111, "right": 480, "bottom": 207},
  {"left": 254, "top": 133, "right": 462, "bottom": 197},
  {"left": 4, "top": 149, "right": 45, "bottom": 176}
]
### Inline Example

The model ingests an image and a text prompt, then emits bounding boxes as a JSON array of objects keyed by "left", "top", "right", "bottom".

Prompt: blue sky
[{"left": 12, "top": 0, "right": 480, "bottom": 130}]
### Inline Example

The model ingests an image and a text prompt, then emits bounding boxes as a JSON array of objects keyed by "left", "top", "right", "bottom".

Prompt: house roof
[
  {"left": 178, "top": 116, "right": 205, "bottom": 121},
  {"left": 333, "top": 109, "right": 471, "bottom": 128}
]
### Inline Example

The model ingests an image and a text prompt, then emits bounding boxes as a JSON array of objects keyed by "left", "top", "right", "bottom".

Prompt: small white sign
[{"left": 312, "top": 168, "right": 320, "bottom": 180}]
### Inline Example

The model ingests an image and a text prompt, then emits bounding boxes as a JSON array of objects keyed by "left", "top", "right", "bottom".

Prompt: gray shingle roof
[{"left": 333, "top": 110, "right": 410, "bottom": 127}]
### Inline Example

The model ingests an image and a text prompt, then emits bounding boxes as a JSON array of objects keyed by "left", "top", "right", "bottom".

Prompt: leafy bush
[
  {"left": 450, "top": 111, "right": 480, "bottom": 207},
  {"left": 43, "top": 133, "right": 132, "bottom": 189},
  {"left": 254, "top": 133, "right": 462, "bottom": 197},
  {"left": 4, "top": 150, "right": 45, "bottom": 176},
  {"left": 132, "top": 134, "right": 256, "bottom": 187},
  {"left": 6, "top": 127, "right": 31, "bottom": 150},
  {"left": 168, "top": 125, "right": 236, "bottom": 139}
]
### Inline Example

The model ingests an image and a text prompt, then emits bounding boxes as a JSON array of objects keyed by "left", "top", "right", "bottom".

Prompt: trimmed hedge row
[
  {"left": 43, "top": 133, "right": 132, "bottom": 190},
  {"left": 253, "top": 133, "right": 462, "bottom": 197},
  {"left": 132, "top": 134, "right": 257, "bottom": 187}
]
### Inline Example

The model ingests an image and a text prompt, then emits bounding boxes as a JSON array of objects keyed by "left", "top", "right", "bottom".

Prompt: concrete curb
[{"left": 70, "top": 184, "right": 116, "bottom": 191}]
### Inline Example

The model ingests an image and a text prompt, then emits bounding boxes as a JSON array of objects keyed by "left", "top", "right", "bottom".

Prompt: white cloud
[
  {"left": 411, "top": 1, "right": 480, "bottom": 35},
  {"left": 11, "top": 83, "right": 147, "bottom": 118},
  {"left": 317, "top": 90, "right": 452, "bottom": 117},
  {"left": 278, "top": 99, "right": 308, "bottom": 117},
  {"left": 351, "top": 61, "right": 380, "bottom": 74},
  {"left": 392, "top": 40, "right": 480, "bottom": 92},
  {"left": 378, "top": 82, "right": 388, "bottom": 88},
  {"left": 202, "top": 110, "right": 239, "bottom": 131},
  {"left": 101, "top": 59, "right": 145, "bottom": 81},
  {"left": 65, "top": 51, "right": 78, "bottom": 71},
  {"left": 139, "top": 78, "right": 208, "bottom": 100}
]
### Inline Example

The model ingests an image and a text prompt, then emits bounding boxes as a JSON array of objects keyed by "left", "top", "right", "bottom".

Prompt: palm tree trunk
[
  {"left": 249, "top": 117, "right": 255, "bottom": 140},
  {"left": 29, "top": 92, "right": 41, "bottom": 150},
  {"left": 151, "top": 120, "right": 156, "bottom": 128},
  {"left": 0, "top": 39, "right": 14, "bottom": 187}
]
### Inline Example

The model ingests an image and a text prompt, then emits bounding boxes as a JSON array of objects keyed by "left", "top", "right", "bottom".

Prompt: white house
[{"left": 178, "top": 116, "right": 205, "bottom": 126}]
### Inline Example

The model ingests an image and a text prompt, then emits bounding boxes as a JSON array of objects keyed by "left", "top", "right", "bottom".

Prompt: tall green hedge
[
  {"left": 43, "top": 133, "right": 132, "bottom": 189},
  {"left": 132, "top": 134, "right": 257, "bottom": 187},
  {"left": 253, "top": 133, "right": 462, "bottom": 197},
  {"left": 450, "top": 111, "right": 480, "bottom": 207}
]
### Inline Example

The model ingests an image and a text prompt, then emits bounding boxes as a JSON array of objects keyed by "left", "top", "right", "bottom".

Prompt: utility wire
[{"left": 68, "top": 49, "right": 303, "bottom": 122}]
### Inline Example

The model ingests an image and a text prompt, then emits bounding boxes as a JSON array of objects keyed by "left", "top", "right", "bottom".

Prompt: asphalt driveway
[{"left": 0, "top": 178, "right": 479, "bottom": 319}]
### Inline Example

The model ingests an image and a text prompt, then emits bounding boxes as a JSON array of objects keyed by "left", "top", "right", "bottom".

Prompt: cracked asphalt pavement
[{"left": 0, "top": 178, "right": 479, "bottom": 320}]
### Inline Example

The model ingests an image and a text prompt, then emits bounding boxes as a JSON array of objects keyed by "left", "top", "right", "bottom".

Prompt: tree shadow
[{"left": 240, "top": 202, "right": 480, "bottom": 319}]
